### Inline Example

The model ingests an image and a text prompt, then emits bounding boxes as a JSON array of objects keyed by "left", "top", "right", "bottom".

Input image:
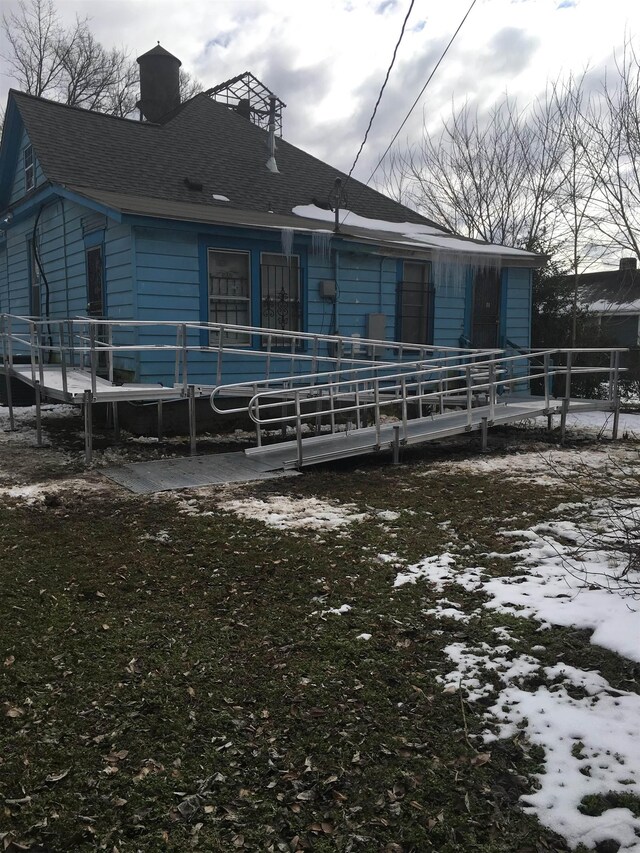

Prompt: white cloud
[{"left": 0, "top": 0, "right": 638, "bottom": 180}]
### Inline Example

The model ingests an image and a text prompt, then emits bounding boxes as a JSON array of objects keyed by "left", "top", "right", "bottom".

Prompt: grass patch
[{"left": 1, "top": 434, "right": 636, "bottom": 852}]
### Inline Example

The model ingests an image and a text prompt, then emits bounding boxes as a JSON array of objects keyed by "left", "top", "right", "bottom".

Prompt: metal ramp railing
[
  {"left": 211, "top": 348, "right": 626, "bottom": 469},
  {"left": 0, "top": 313, "right": 485, "bottom": 463}
]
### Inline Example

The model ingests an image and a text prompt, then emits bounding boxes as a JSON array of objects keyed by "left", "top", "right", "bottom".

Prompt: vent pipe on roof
[
  {"left": 235, "top": 98, "right": 251, "bottom": 120},
  {"left": 620, "top": 257, "right": 638, "bottom": 270},
  {"left": 137, "top": 43, "right": 182, "bottom": 123},
  {"left": 266, "top": 96, "right": 279, "bottom": 174}
]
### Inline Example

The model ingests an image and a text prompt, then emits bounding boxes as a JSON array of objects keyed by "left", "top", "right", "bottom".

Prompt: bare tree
[
  {"left": 2, "top": 0, "right": 69, "bottom": 98},
  {"left": 2, "top": 0, "right": 203, "bottom": 118},
  {"left": 383, "top": 93, "right": 566, "bottom": 254},
  {"left": 582, "top": 39, "right": 640, "bottom": 262},
  {"left": 179, "top": 69, "right": 203, "bottom": 102}
]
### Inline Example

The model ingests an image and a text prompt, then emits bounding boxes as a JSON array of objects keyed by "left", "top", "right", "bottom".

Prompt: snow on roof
[
  {"left": 292, "top": 204, "right": 538, "bottom": 259},
  {"left": 585, "top": 299, "right": 640, "bottom": 313}
]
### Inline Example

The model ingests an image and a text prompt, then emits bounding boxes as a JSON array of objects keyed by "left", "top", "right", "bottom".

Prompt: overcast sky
[{"left": 1, "top": 0, "right": 638, "bottom": 187}]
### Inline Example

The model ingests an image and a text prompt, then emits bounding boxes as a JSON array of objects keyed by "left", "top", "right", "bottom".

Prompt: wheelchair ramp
[
  {"left": 245, "top": 398, "right": 610, "bottom": 470},
  {"left": 103, "top": 451, "right": 299, "bottom": 494}
]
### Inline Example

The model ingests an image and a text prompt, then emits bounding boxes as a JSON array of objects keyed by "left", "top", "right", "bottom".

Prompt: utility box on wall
[
  {"left": 319, "top": 280, "right": 336, "bottom": 300},
  {"left": 366, "top": 313, "right": 386, "bottom": 342}
]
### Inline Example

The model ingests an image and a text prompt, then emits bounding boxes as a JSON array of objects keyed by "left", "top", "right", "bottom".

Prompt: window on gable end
[{"left": 24, "top": 145, "right": 35, "bottom": 192}]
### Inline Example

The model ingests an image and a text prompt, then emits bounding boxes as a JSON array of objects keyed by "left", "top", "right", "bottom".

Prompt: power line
[
  {"left": 367, "top": 0, "right": 479, "bottom": 187},
  {"left": 344, "top": 0, "right": 415, "bottom": 184}
]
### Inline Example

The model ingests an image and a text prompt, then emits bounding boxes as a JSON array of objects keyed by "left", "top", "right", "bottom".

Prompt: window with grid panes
[
  {"left": 398, "top": 261, "right": 434, "bottom": 344},
  {"left": 207, "top": 250, "right": 251, "bottom": 345}
]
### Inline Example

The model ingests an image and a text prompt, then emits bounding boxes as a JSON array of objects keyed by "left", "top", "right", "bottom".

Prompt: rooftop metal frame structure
[{"left": 205, "top": 72, "right": 285, "bottom": 136}]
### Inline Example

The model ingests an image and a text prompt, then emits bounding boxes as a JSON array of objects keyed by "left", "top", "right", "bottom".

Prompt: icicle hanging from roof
[
  {"left": 311, "top": 230, "right": 332, "bottom": 262},
  {"left": 431, "top": 249, "right": 502, "bottom": 298},
  {"left": 281, "top": 227, "right": 294, "bottom": 259}
]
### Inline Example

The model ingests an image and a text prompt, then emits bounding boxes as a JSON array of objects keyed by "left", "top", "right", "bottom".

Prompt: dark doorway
[{"left": 472, "top": 269, "right": 501, "bottom": 348}]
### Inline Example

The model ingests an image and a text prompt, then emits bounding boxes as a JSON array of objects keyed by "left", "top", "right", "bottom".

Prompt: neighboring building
[
  {"left": 0, "top": 44, "right": 540, "bottom": 386},
  {"left": 581, "top": 258, "right": 640, "bottom": 348}
]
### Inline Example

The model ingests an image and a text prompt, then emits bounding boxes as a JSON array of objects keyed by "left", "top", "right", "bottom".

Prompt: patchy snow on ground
[
  {"left": 561, "top": 409, "right": 640, "bottom": 438},
  {"left": 394, "top": 552, "right": 483, "bottom": 591},
  {"left": 440, "top": 636, "right": 640, "bottom": 851},
  {"left": 427, "top": 443, "right": 640, "bottom": 486},
  {"left": 220, "top": 495, "right": 368, "bottom": 531},
  {"left": 395, "top": 494, "right": 640, "bottom": 851}
]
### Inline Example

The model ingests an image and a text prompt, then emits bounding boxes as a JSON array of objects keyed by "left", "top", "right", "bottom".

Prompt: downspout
[
  {"left": 61, "top": 199, "right": 70, "bottom": 318},
  {"left": 32, "top": 203, "right": 53, "bottom": 360},
  {"left": 333, "top": 248, "right": 341, "bottom": 334}
]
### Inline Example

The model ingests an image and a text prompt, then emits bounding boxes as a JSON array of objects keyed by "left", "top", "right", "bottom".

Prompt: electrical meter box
[
  {"left": 366, "top": 313, "right": 387, "bottom": 341},
  {"left": 319, "top": 280, "right": 336, "bottom": 300}
]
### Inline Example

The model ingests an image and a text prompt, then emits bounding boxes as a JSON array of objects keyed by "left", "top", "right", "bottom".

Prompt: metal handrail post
[
  {"left": 295, "top": 392, "right": 303, "bottom": 469},
  {"left": 401, "top": 377, "right": 408, "bottom": 441},
  {"left": 465, "top": 366, "right": 472, "bottom": 428},
  {"left": 36, "top": 323, "right": 45, "bottom": 390},
  {"left": 265, "top": 334, "right": 272, "bottom": 383},
  {"left": 6, "top": 315, "right": 13, "bottom": 369},
  {"left": 251, "top": 395, "right": 262, "bottom": 448},
  {"left": 217, "top": 326, "right": 224, "bottom": 385},
  {"left": 68, "top": 320, "right": 75, "bottom": 369},
  {"left": 489, "top": 363, "right": 496, "bottom": 422},
  {"left": 34, "top": 380, "right": 42, "bottom": 447},
  {"left": 188, "top": 384, "right": 197, "bottom": 456},
  {"left": 612, "top": 351, "right": 621, "bottom": 440},
  {"left": 181, "top": 323, "right": 188, "bottom": 393},
  {"left": 174, "top": 325, "right": 181, "bottom": 386},
  {"left": 610, "top": 350, "right": 620, "bottom": 402},
  {"left": 329, "top": 380, "right": 336, "bottom": 433},
  {"left": 564, "top": 351, "right": 572, "bottom": 402},
  {"left": 89, "top": 323, "right": 97, "bottom": 396},
  {"left": 560, "top": 397, "right": 569, "bottom": 445},
  {"left": 59, "top": 322, "right": 68, "bottom": 397},
  {"left": 355, "top": 388, "right": 362, "bottom": 429},
  {"left": 374, "top": 379, "right": 381, "bottom": 449},
  {"left": 29, "top": 321, "right": 37, "bottom": 384},
  {"left": 543, "top": 353, "right": 550, "bottom": 411},
  {"left": 2, "top": 317, "right": 15, "bottom": 430},
  {"left": 107, "top": 322, "right": 114, "bottom": 384},
  {"left": 84, "top": 389, "right": 93, "bottom": 465}
]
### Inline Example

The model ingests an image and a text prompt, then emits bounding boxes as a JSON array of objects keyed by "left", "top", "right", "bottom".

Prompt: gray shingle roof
[{"left": 11, "top": 89, "right": 440, "bottom": 228}]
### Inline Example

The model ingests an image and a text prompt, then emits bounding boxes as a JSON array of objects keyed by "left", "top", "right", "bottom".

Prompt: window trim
[
  {"left": 24, "top": 145, "right": 35, "bottom": 192},
  {"left": 207, "top": 248, "right": 252, "bottom": 346}
]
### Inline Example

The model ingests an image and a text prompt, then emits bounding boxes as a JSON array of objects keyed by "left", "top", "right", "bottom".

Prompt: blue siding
[
  {"left": 0, "top": 202, "right": 537, "bottom": 388},
  {"left": 434, "top": 288, "right": 466, "bottom": 348},
  {"left": 504, "top": 267, "right": 532, "bottom": 348}
]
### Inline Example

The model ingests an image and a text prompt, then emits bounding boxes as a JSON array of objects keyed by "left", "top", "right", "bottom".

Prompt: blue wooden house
[{"left": 0, "top": 44, "right": 539, "bottom": 390}]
